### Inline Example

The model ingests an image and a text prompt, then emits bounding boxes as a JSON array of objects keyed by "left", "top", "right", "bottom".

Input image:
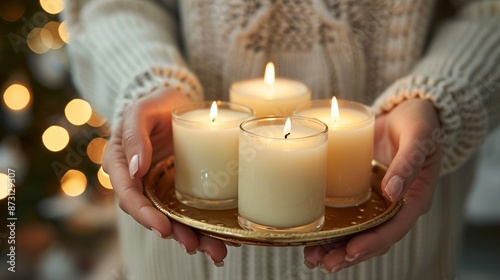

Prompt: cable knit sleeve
[
  {"left": 372, "top": 0, "right": 500, "bottom": 174},
  {"left": 62, "top": 0, "right": 203, "bottom": 126}
]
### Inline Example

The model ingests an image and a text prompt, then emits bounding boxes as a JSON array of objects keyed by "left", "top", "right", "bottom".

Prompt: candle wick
[
  {"left": 284, "top": 132, "right": 290, "bottom": 139},
  {"left": 211, "top": 118, "right": 216, "bottom": 123}
]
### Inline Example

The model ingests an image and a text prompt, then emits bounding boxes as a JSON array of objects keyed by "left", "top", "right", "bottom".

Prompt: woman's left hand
[{"left": 303, "top": 99, "right": 443, "bottom": 274}]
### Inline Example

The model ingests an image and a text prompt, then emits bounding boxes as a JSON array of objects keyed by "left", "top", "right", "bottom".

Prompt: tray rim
[{"left": 144, "top": 158, "right": 403, "bottom": 246}]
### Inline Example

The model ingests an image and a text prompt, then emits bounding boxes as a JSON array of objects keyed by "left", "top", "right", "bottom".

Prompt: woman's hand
[
  {"left": 103, "top": 87, "right": 228, "bottom": 265},
  {"left": 303, "top": 99, "right": 443, "bottom": 273}
]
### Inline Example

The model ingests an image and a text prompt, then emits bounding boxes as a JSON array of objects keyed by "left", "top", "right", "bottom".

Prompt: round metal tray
[{"left": 144, "top": 156, "right": 402, "bottom": 246}]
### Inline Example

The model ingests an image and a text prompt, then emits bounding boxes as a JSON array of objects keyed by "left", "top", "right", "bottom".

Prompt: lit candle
[
  {"left": 238, "top": 116, "right": 328, "bottom": 232},
  {"left": 295, "top": 98, "right": 375, "bottom": 207},
  {"left": 230, "top": 62, "right": 311, "bottom": 117},
  {"left": 172, "top": 101, "right": 254, "bottom": 210}
]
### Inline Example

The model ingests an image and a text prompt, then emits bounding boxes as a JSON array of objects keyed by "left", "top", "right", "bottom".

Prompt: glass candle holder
[
  {"left": 172, "top": 101, "right": 254, "bottom": 210},
  {"left": 229, "top": 65, "right": 311, "bottom": 117},
  {"left": 294, "top": 99, "right": 374, "bottom": 207},
  {"left": 238, "top": 116, "right": 328, "bottom": 232}
]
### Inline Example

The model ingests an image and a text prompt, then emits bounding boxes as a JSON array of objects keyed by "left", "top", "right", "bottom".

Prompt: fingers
[
  {"left": 122, "top": 102, "right": 154, "bottom": 179},
  {"left": 104, "top": 132, "right": 173, "bottom": 237},
  {"left": 170, "top": 221, "right": 228, "bottom": 267},
  {"left": 198, "top": 234, "right": 228, "bottom": 266},
  {"left": 381, "top": 99, "right": 441, "bottom": 202}
]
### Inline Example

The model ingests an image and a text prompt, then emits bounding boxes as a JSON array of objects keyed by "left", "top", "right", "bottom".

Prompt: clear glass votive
[
  {"left": 172, "top": 101, "right": 254, "bottom": 210},
  {"left": 294, "top": 99, "right": 374, "bottom": 207},
  {"left": 238, "top": 116, "right": 328, "bottom": 232}
]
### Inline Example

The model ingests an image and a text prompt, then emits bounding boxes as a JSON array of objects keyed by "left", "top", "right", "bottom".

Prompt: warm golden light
[
  {"left": 65, "top": 99, "right": 92, "bottom": 126},
  {"left": 209, "top": 101, "right": 217, "bottom": 122},
  {"left": 58, "top": 21, "right": 70, "bottom": 43},
  {"left": 42, "top": 125, "right": 69, "bottom": 152},
  {"left": 87, "top": 111, "right": 107, "bottom": 127},
  {"left": 27, "top": 27, "right": 51, "bottom": 54},
  {"left": 44, "top": 21, "right": 64, "bottom": 49},
  {"left": 61, "top": 170, "right": 87, "bottom": 197},
  {"left": 97, "top": 166, "right": 113, "bottom": 189},
  {"left": 0, "top": 173, "right": 9, "bottom": 200},
  {"left": 3, "top": 83, "right": 31, "bottom": 110},
  {"left": 0, "top": 2, "right": 25, "bottom": 22},
  {"left": 40, "top": 0, "right": 64, "bottom": 14},
  {"left": 87, "top": 137, "right": 108, "bottom": 164},
  {"left": 283, "top": 117, "right": 291, "bottom": 139},
  {"left": 264, "top": 62, "right": 275, "bottom": 86},
  {"left": 331, "top": 96, "right": 339, "bottom": 122}
]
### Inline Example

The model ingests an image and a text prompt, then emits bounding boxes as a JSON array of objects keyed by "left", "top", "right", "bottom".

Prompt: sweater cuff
[
  {"left": 372, "top": 75, "right": 488, "bottom": 174},
  {"left": 113, "top": 65, "right": 204, "bottom": 128}
]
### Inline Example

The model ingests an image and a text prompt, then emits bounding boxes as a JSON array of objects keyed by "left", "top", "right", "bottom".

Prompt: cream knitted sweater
[{"left": 63, "top": 0, "right": 500, "bottom": 279}]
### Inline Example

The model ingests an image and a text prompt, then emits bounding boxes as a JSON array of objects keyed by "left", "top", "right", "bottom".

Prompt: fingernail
[
  {"left": 177, "top": 241, "right": 196, "bottom": 255},
  {"left": 304, "top": 259, "right": 318, "bottom": 269},
  {"left": 344, "top": 251, "right": 366, "bottom": 262},
  {"left": 321, "top": 262, "right": 347, "bottom": 274},
  {"left": 203, "top": 251, "right": 224, "bottom": 267},
  {"left": 385, "top": 175, "right": 404, "bottom": 202},
  {"left": 129, "top": 154, "right": 139, "bottom": 179},
  {"left": 151, "top": 228, "right": 163, "bottom": 238},
  {"left": 151, "top": 228, "right": 172, "bottom": 239}
]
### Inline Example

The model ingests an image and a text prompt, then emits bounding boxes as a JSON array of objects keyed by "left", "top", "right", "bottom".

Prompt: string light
[
  {"left": 65, "top": 99, "right": 92, "bottom": 126},
  {"left": 87, "top": 138, "right": 108, "bottom": 164},
  {"left": 0, "top": 2, "right": 25, "bottom": 22},
  {"left": 3, "top": 83, "right": 31, "bottom": 110},
  {"left": 27, "top": 27, "right": 51, "bottom": 54},
  {"left": 61, "top": 170, "right": 87, "bottom": 197},
  {"left": 42, "top": 125, "right": 69, "bottom": 152},
  {"left": 87, "top": 111, "right": 107, "bottom": 127},
  {"left": 44, "top": 21, "right": 64, "bottom": 49},
  {"left": 97, "top": 166, "right": 113, "bottom": 189},
  {"left": 39, "top": 0, "right": 64, "bottom": 15},
  {"left": 58, "top": 21, "right": 70, "bottom": 44}
]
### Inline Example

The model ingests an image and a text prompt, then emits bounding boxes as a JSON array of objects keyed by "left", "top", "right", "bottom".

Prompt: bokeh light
[
  {"left": 87, "top": 111, "right": 107, "bottom": 127},
  {"left": 27, "top": 27, "right": 52, "bottom": 54},
  {"left": 0, "top": 173, "right": 10, "bottom": 200},
  {"left": 40, "top": 0, "right": 64, "bottom": 14},
  {"left": 42, "top": 125, "right": 69, "bottom": 152},
  {"left": 65, "top": 99, "right": 92, "bottom": 126},
  {"left": 0, "top": 2, "right": 25, "bottom": 22},
  {"left": 87, "top": 138, "right": 108, "bottom": 164},
  {"left": 61, "top": 170, "right": 87, "bottom": 197},
  {"left": 3, "top": 83, "right": 31, "bottom": 110},
  {"left": 97, "top": 166, "right": 113, "bottom": 189},
  {"left": 58, "top": 21, "right": 70, "bottom": 44},
  {"left": 44, "top": 21, "right": 65, "bottom": 49}
]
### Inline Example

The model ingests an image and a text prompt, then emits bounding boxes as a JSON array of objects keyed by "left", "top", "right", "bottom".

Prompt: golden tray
[{"left": 144, "top": 157, "right": 403, "bottom": 246}]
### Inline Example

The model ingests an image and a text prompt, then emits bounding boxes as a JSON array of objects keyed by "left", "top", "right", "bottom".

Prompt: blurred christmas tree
[{"left": 1, "top": 1, "right": 117, "bottom": 279}]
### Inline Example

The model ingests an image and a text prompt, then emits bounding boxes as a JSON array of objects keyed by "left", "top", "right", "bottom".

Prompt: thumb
[
  {"left": 382, "top": 130, "right": 437, "bottom": 202},
  {"left": 121, "top": 105, "right": 154, "bottom": 179}
]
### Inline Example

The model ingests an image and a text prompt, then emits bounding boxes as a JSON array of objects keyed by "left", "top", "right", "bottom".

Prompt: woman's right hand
[{"left": 103, "top": 87, "right": 227, "bottom": 266}]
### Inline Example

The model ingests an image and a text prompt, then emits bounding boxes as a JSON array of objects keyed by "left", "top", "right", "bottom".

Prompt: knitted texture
[
  {"left": 63, "top": 0, "right": 500, "bottom": 279},
  {"left": 62, "top": 0, "right": 203, "bottom": 124}
]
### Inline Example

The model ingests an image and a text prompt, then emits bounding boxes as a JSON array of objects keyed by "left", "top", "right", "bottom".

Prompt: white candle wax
[
  {"left": 173, "top": 102, "right": 253, "bottom": 210},
  {"left": 230, "top": 64, "right": 311, "bottom": 117},
  {"left": 238, "top": 117, "right": 327, "bottom": 231},
  {"left": 295, "top": 99, "right": 374, "bottom": 207}
]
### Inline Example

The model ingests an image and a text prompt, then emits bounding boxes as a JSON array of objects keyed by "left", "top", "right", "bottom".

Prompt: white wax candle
[
  {"left": 238, "top": 117, "right": 327, "bottom": 231},
  {"left": 295, "top": 99, "right": 374, "bottom": 207},
  {"left": 173, "top": 102, "right": 254, "bottom": 210},
  {"left": 230, "top": 63, "right": 311, "bottom": 117}
]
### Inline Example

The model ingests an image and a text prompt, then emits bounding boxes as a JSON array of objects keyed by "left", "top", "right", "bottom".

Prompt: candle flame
[
  {"left": 331, "top": 96, "right": 339, "bottom": 123},
  {"left": 283, "top": 117, "right": 291, "bottom": 139},
  {"left": 264, "top": 62, "right": 275, "bottom": 86},
  {"left": 209, "top": 101, "right": 218, "bottom": 122}
]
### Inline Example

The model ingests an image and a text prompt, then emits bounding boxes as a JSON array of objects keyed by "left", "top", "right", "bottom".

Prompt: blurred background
[{"left": 0, "top": 1, "right": 498, "bottom": 280}]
